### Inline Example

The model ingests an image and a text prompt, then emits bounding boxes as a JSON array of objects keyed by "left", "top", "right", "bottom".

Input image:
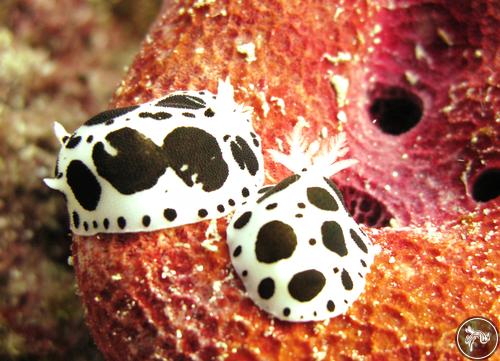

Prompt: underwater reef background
[
  {"left": 0, "top": 0, "right": 161, "bottom": 359},
  {"left": 0, "top": 0, "right": 499, "bottom": 360}
]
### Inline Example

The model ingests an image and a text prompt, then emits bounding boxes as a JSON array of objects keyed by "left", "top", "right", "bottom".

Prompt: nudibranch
[
  {"left": 45, "top": 79, "right": 264, "bottom": 235},
  {"left": 227, "top": 122, "right": 377, "bottom": 322}
]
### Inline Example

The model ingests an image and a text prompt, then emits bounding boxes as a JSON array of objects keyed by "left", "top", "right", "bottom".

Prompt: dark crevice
[
  {"left": 339, "top": 185, "right": 393, "bottom": 228},
  {"left": 369, "top": 85, "right": 423, "bottom": 135},
  {"left": 472, "top": 168, "right": 500, "bottom": 202}
]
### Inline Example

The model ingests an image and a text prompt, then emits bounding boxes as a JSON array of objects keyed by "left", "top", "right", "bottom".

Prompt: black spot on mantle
[
  {"left": 323, "top": 177, "right": 346, "bottom": 208},
  {"left": 72, "top": 211, "right": 80, "bottom": 229},
  {"left": 258, "top": 278, "right": 275, "bottom": 299},
  {"left": 156, "top": 94, "right": 206, "bottom": 109},
  {"left": 288, "top": 269, "right": 326, "bottom": 302},
  {"left": 233, "top": 211, "right": 252, "bottom": 229},
  {"left": 233, "top": 245, "right": 242, "bottom": 257},
  {"left": 350, "top": 229, "right": 368, "bottom": 253},
  {"left": 307, "top": 187, "right": 339, "bottom": 211},
  {"left": 255, "top": 220, "right": 297, "bottom": 264},
  {"left": 84, "top": 105, "right": 139, "bottom": 126},
  {"left": 229, "top": 136, "right": 259, "bottom": 176},
  {"left": 162, "top": 127, "right": 229, "bottom": 192},
  {"left": 321, "top": 220, "right": 347, "bottom": 257},
  {"left": 341, "top": 269, "right": 353, "bottom": 290},
  {"left": 92, "top": 127, "right": 167, "bottom": 195},
  {"left": 139, "top": 111, "right": 172, "bottom": 120},
  {"left": 257, "top": 174, "right": 300, "bottom": 203},
  {"left": 65, "top": 135, "right": 82, "bottom": 149},
  {"left": 66, "top": 160, "right": 101, "bottom": 211}
]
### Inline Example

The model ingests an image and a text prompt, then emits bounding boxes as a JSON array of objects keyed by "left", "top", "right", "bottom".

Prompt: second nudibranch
[
  {"left": 45, "top": 79, "right": 265, "bottom": 235},
  {"left": 227, "top": 131, "right": 377, "bottom": 322}
]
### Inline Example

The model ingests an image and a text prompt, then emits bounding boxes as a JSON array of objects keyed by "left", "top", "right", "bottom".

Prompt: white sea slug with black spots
[
  {"left": 227, "top": 119, "right": 377, "bottom": 322},
  {"left": 45, "top": 79, "right": 264, "bottom": 235}
]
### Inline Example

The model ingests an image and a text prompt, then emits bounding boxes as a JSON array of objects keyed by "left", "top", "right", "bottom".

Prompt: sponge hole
[
  {"left": 369, "top": 85, "right": 423, "bottom": 135},
  {"left": 340, "top": 186, "right": 393, "bottom": 228},
  {"left": 472, "top": 168, "right": 500, "bottom": 202}
]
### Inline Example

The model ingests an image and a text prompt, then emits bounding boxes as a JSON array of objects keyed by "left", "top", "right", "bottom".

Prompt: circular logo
[{"left": 456, "top": 317, "right": 499, "bottom": 359}]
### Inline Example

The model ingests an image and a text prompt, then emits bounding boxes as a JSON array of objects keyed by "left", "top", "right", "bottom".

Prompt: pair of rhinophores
[{"left": 45, "top": 79, "right": 376, "bottom": 322}]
